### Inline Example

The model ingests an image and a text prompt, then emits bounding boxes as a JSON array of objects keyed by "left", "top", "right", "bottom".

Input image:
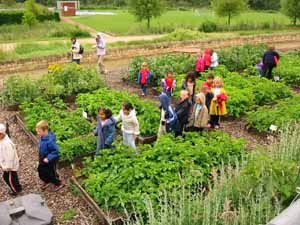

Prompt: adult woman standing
[{"left": 95, "top": 32, "right": 107, "bottom": 75}]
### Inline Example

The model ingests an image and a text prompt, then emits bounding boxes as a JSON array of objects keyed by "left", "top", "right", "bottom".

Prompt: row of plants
[
  {"left": 82, "top": 131, "right": 246, "bottom": 214},
  {"left": 76, "top": 88, "right": 160, "bottom": 136},
  {"left": 124, "top": 124, "right": 300, "bottom": 225},
  {"left": 246, "top": 94, "right": 300, "bottom": 132},
  {"left": 20, "top": 97, "right": 95, "bottom": 161},
  {"left": 127, "top": 44, "right": 267, "bottom": 87},
  {"left": 1, "top": 63, "right": 104, "bottom": 106}
]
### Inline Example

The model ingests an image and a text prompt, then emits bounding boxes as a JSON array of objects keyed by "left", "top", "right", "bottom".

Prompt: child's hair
[
  {"left": 213, "top": 77, "right": 224, "bottom": 87},
  {"left": 167, "top": 70, "right": 173, "bottom": 75},
  {"left": 98, "top": 108, "right": 113, "bottom": 119},
  {"left": 206, "top": 73, "right": 214, "bottom": 80},
  {"left": 141, "top": 62, "right": 148, "bottom": 68},
  {"left": 185, "top": 72, "right": 195, "bottom": 82},
  {"left": 36, "top": 120, "right": 49, "bottom": 131},
  {"left": 71, "top": 37, "right": 76, "bottom": 41},
  {"left": 123, "top": 102, "right": 134, "bottom": 111},
  {"left": 200, "top": 85, "right": 208, "bottom": 93}
]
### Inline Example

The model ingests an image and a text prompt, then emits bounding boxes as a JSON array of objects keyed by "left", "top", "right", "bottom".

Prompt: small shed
[{"left": 57, "top": 1, "right": 80, "bottom": 17}]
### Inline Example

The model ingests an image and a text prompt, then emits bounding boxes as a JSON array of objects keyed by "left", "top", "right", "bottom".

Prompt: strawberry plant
[
  {"left": 76, "top": 88, "right": 160, "bottom": 136},
  {"left": 82, "top": 131, "right": 245, "bottom": 214}
]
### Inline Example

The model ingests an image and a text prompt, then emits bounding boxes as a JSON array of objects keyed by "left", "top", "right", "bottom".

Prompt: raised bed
[{"left": 71, "top": 176, "right": 124, "bottom": 225}]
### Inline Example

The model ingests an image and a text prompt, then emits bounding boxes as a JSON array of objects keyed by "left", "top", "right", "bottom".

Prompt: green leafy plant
[
  {"left": 76, "top": 88, "right": 160, "bottom": 136},
  {"left": 82, "top": 131, "right": 245, "bottom": 214}
]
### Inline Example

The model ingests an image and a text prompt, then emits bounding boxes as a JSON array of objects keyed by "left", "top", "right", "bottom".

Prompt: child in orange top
[{"left": 209, "top": 77, "right": 228, "bottom": 129}]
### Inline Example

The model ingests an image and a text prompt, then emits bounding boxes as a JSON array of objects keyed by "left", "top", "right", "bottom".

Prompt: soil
[{"left": 0, "top": 109, "right": 98, "bottom": 225}]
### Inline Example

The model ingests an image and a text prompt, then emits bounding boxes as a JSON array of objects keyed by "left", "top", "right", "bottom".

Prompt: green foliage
[
  {"left": 82, "top": 131, "right": 245, "bottom": 213},
  {"left": 211, "top": 0, "right": 248, "bottom": 25},
  {"left": 203, "top": 66, "right": 292, "bottom": 117},
  {"left": 1, "top": 64, "right": 104, "bottom": 106},
  {"left": 246, "top": 94, "right": 300, "bottom": 132},
  {"left": 199, "top": 20, "right": 218, "bottom": 33},
  {"left": 218, "top": 43, "right": 266, "bottom": 72},
  {"left": 274, "top": 53, "right": 300, "bottom": 85},
  {"left": 1, "top": 75, "right": 41, "bottom": 106},
  {"left": 125, "top": 124, "right": 300, "bottom": 225},
  {"left": 76, "top": 88, "right": 160, "bottom": 136},
  {"left": 128, "top": 54, "right": 195, "bottom": 86},
  {"left": 41, "top": 63, "right": 104, "bottom": 100},
  {"left": 280, "top": 0, "right": 300, "bottom": 25},
  {"left": 59, "top": 135, "right": 96, "bottom": 162},
  {"left": 21, "top": 97, "right": 92, "bottom": 142},
  {"left": 249, "top": 0, "right": 280, "bottom": 10},
  {"left": 129, "top": 0, "right": 166, "bottom": 28},
  {"left": 0, "top": 11, "right": 23, "bottom": 25},
  {"left": 0, "top": 22, "right": 90, "bottom": 42},
  {"left": 61, "top": 209, "right": 77, "bottom": 222}
]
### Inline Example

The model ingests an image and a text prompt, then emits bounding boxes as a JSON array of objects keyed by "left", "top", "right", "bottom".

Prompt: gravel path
[{"left": 0, "top": 109, "right": 98, "bottom": 225}]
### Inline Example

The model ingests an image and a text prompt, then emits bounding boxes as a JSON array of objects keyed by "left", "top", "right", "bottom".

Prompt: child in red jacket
[
  {"left": 138, "top": 62, "right": 152, "bottom": 96},
  {"left": 195, "top": 53, "right": 205, "bottom": 78},
  {"left": 203, "top": 49, "right": 212, "bottom": 71},
  {"left": 161, "top": 70, "right": 176, "bottom": 97}
]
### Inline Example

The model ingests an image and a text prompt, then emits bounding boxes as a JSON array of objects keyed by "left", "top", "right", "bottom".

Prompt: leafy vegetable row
[
  {"left": 82, "top": 131, "right": 245, "bottom": 214},
  {"left": 76, "top": 88, "right": 160, "bottom": 136}
]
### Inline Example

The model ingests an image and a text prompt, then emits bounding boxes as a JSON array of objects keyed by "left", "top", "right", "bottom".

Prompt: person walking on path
[
  {"left": 36, "top": 120, "right": 64, "bottom": 192},
  {"left": 70, "top": 37, "right": 82, "bottom": 64},
  {"left": 94, "top": 32, "right": 107, "bottom": 75},
  {"left": 262, "top": 45, "right": 280, "bottom": 80},
  {"left": 0, "top": 123, "right": 22, "bottom": 197}
]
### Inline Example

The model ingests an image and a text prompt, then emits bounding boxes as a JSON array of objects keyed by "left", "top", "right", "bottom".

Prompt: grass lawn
[{"left": 71, "top": 9, "right": 291, "bottom": 35}]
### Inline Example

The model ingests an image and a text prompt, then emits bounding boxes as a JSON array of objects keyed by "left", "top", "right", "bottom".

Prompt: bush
[
  {"left": 199, "top": 20, "right": 218, "bottom": 33},
  {"left": 0, "top": 11, "right": 23, "bottom": 25},
  {"left": 1, "top": 75, "right": 41, "bottom": 106}
]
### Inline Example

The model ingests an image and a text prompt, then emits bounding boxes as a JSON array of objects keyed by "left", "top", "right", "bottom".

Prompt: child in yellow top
[{"left": 209, "top": 77, "right": 228, "bottom": 129}]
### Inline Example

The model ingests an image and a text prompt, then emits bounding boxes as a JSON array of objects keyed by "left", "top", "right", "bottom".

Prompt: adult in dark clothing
[
  {"left": 175, "top": 90, "right": 191, "bottom": 137},
  {"left": 262, "top": 46, "right": 280, "bottom": 80}
]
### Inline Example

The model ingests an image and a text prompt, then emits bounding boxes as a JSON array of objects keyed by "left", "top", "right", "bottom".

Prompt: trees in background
[
  {"left": 211, "top": 0, "right": 248, "bottom": 26},
  {"left": 281, "top": 0, "right": 300, "bottom": 25},
  {"left": 128, "top": 0, "right": 165, "bottom": 28}
]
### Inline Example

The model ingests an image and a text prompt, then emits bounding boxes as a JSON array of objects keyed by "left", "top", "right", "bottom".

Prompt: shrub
[
  {"left": 0, "top": 11, "right": 23, "bottom": 25},
  {"left": 199, "top": 20, "right": 218, "bottom": 33},
  {"left": 1, "top": 75, "right": 41, "bottom": 106}
]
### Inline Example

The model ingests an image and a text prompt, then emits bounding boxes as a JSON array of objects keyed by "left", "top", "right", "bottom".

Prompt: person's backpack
[{"left": 79, "top": 45, "right": 84, "bottom": 55}]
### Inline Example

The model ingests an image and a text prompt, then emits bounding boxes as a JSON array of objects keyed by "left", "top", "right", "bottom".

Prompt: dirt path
[{"left": 0, "top": 110, "right": 98, "bottom": 225}]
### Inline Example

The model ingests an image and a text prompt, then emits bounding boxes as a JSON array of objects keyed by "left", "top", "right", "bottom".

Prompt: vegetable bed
[
  {"left": 82, "top": 131, "right": 245, "bottom": 214},
  {"left": 76, "top": 88, "right": 160, "bottom": 136}
]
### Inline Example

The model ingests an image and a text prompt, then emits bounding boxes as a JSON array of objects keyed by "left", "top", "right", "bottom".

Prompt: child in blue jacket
[
  {"left": 36, "top": 120, "right": 64, "bottom": 192},
  {"left": 94, "top": 108, "right": 116, "bottom": 155}
]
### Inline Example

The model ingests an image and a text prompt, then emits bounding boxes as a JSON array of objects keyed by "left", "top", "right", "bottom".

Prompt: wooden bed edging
[
  {"left": 15, "top": 113, "right": 39, "bottom": 146},
  {"left": 70, "top": 176, "right": 124, "bottom": 225}
]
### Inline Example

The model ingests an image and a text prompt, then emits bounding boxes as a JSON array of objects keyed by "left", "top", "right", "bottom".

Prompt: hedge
[{"left": 0, "top": 10, "right": 60, "bottom": 25}]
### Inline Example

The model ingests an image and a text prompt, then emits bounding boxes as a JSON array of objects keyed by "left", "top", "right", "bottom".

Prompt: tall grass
[
  {"left": 120, "top": 124, "right": 300, "bottom": 225},
  {"left": 0, "top": 21, "right": 90, "bottom": 42}
]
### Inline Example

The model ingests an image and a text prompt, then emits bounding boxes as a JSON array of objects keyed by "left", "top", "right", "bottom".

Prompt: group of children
[{"left": 158, "top": 72, "right": 228, "bottom": 137}]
